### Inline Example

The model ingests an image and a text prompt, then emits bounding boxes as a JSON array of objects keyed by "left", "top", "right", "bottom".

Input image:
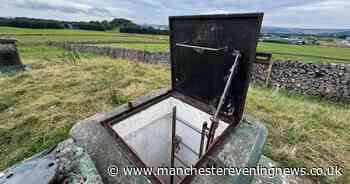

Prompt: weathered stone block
[
  {"left": 0, "top": 139, "right": 103, "bottom": 184},
  {"left": 0, "top": 40, "right": 22, "bottom": 67}
]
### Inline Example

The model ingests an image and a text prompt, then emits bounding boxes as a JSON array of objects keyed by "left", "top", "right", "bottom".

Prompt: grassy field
[
  {"left": 0, "top": 44, "right": 349, "bottom": 183},
  {"left": 0, "top": 27, "right": 168, "bottom": 45},
  {"left": 0, "top": 27, "right": 169, "bottom": 39},
  {"left": 2, "top": 26, "right": 350, "bottom": 63},
  {"left": 258, "top": 42, "right": 350, "bottom": 63},
  {"left": 246, "top": 86, "right": 350, "bottom": 183}
]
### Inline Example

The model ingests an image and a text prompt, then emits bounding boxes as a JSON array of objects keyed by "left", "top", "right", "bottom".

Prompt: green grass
[
  {"left": 0, "top": 26, "right": 116, "bottom": 36},
  {"left": 9, "top": 35, "right": 167, "bottom": 45},
  {"left": 0, "top": 26, "right": 168, "bottom": 38},
  {"left": 245, "top": 86, "right": 350, "bottom": 183},
  {"left": 0, "top": 44, "right": 170, "bottom": 170},
  {"left": 18, "top": 44, "right": 67, "bottom": 60},
  {"left": 2, "top": 26, "right": 349, "bottom": 63},
  {"left": 0, "top": 26, "right": 168, "bottom": 45},
  {"left": 258, "top": 42, "right": 350, "bottom": 63},
  {"left": 1, "top": 27, "right": 349, "bottom": 183}
]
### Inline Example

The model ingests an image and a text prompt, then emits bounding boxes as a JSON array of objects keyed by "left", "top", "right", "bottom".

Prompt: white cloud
[
  {"left": 265, "top": 0, "right": 350, "bottom": 28},
  {"left": 0, "top": 0, "right": 349, "bottom": 28},
  {"left": 286, "top": 0, "right": 349, "bottom": 11},
  {"left": 10, "top": 0, "right": 91, "bottom": 13}
]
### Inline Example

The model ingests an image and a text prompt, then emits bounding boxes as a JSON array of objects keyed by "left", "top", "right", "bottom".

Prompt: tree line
[
  {"left": 0, "top": 17, "right": 169, "bottom": 35},
  {"left": 119, "top": 26, "right": 169, "bottom": 35},
  {"left": 0, "top": 17, "right": 136, "bottom": 31}
]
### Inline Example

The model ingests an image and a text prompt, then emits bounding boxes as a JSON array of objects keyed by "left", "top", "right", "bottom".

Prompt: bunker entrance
[
  {"left": 104, "top": 13, "right": 263, "bottom": 184},
  {"left": 113, "top": 97, "right": 229, "bottom": 184}
]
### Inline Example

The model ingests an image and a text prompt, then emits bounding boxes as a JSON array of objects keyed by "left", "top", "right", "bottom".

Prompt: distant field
[
  {"left": 0, "top": 26, "right": 168, "bottom": 45},
  {"left": 1, "top": 26, "right": 349, "bottom": 63},
  {"left": 13, "top": 35, "right": 167, "bottom": 45},
  {"left": 0, "top": 27, "right": 168, "bottom": 38},
  {"left": 258, "top": 42, "right": 350, "bottom": 63},
  {"left": 0, "top": 26, "right": 115, "bottom": 35}
]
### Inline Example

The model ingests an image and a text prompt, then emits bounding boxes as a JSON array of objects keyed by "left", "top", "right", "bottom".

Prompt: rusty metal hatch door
[{"left": 169, "top": 13, "right": 263, "bottom": 124}]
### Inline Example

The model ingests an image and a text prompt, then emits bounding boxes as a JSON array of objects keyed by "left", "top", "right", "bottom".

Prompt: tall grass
[
  {"left": 0, "top": 45, "right": 170, "bottom": 170},
  {"left": 246, "top": 86, "right": 350, "bottom": 183}
]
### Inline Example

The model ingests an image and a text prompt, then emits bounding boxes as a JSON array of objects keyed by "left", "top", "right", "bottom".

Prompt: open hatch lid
[{"left": 169, "top": 13, "right": 263, "bottom": 124}]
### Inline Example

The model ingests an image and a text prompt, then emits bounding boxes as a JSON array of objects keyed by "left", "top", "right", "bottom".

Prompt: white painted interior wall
[{"left": 112, "top": 97, "right": 228, "bottom": 183}]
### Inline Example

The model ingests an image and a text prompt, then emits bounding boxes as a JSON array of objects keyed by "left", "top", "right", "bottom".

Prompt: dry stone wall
[
  {"left": 48, "top": 42, "right": 169, "bottom": 65},
  {"left": 252, "top": 61, "right": 350, "bottom": 102},
  {"left": 49, "top": 42, "right": 350, "bottom": 102}
]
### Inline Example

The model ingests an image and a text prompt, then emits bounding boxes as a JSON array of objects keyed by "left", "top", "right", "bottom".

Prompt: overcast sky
[{"left": 0, "top": 0, "right": 349, "bottom": 29}]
